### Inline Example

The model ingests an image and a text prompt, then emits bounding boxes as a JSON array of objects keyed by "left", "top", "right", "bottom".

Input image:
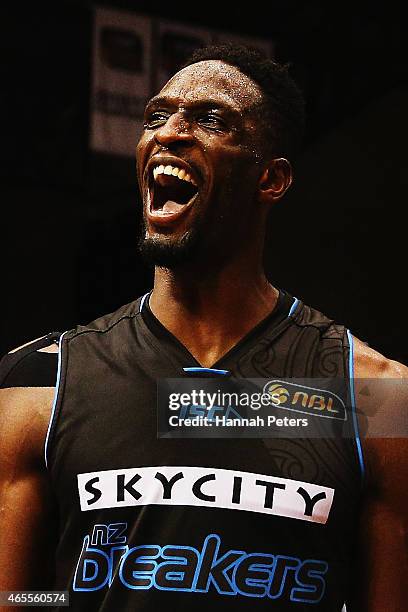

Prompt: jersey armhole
[
  {"left": 44, "top": 331, "right": 68, "bottom": 469},
  {"left": 346, "top": 329, "right": 366, "bottom": 482}
]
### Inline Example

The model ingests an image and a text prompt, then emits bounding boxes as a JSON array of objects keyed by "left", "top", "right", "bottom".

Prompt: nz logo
[{"left": 264, "top": 381, "right": 347, "bottom": 421}]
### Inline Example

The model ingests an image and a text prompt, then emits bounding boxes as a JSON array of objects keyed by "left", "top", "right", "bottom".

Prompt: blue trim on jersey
[
  {"left": 139, "top": 292, "right": 150, "bottom": 312},
  {"left": 44, "top": 330, "right": 68, "bottom": 469},
  {"left": 183, "top": 367, "right": 230, "bottom": 376},
  {"left": 288, "top": 297, "right": 299, "bottom": 317},
  {"left": 346, "top": 330, "right": 365, "bottom": 479}
]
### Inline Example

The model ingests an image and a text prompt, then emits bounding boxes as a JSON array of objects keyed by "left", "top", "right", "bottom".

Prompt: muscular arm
[
  {"left": 0, "top": 388, "right": 56, "bottom": 596},
  {"left": 0, "top": 340, "right": 58, "bottom": 608},
  {"left": 348, "top": 337, "right": 408, "bottom": 611}
]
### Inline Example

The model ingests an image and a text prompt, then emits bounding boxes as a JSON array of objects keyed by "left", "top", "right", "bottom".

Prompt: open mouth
[{"left": 148, "top": 164, "right": 199, "bottom": 221}]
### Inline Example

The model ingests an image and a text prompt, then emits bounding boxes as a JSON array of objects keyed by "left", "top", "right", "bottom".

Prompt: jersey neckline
[{"left": 139, "top": 289, "right": 296, "bottom": 371}]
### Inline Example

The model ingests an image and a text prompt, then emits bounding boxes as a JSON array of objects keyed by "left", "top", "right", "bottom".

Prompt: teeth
[{"left": 152, "top": 164, "right": 197, "bottom": 186}]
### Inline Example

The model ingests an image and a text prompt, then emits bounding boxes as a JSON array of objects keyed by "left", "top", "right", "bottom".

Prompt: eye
[
  {"left": 197, "top": 113, "right": 226, "bottom": 131},
  {"left": 143, "top": 111, "right": 170, "bottom": 129}
]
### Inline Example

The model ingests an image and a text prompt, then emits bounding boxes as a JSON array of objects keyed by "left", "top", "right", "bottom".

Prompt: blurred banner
[
  {"left": 155, "top": 21, "right": 212, "bottom": 91},
  {"left": 90, "top": 9, "right": 152, "bottom": 156},
  {"left": 213, "top": 31, "right": 274, "bottom": 57},
  {"left": 91, "top": 8, "right": 273, "bottom": 158}
]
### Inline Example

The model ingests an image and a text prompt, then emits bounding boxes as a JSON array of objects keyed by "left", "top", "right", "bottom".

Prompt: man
[{"left": 0, "top": 44, "right": 407, "bottom": 611}]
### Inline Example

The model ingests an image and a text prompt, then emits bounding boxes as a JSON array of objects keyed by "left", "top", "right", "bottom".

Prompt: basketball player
[{"left": 1, "top": 45, "right": 407, "bottom": 611}]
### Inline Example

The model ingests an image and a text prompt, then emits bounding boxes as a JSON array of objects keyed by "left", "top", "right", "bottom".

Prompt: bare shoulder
[
  {"left": 0, "top": 335, "right": 59, "bottom": 465},
  {"left": 351, "top": 336, "right": 408, "bottom": 501},
  {"left": 0, "top": 386, "right": 55, "bottom": 467},
  {"left": 352, "top": 335, "right": 408, "bottom": 379},
  {"left": 351, "top": 334, "right": 408, "bottom": 430}
]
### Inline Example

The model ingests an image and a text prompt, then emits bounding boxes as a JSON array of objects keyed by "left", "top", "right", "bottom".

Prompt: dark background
[{"left": 1, "top": 1, "right": 406, "bottom": 362}]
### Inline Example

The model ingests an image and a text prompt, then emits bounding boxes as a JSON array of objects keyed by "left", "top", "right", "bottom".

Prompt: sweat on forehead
[{"left": 158, "top": 60, "right": 264, "bottom": 111}]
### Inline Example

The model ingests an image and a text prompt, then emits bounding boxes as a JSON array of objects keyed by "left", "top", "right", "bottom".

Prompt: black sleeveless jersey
[{"left": 44, "top": 291, "right": 363, "bottom": 611}]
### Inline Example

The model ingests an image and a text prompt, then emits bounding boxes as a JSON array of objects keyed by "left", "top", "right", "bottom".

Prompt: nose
[{"left": 154, "top": 111, "right": 194, "bottom": 148}]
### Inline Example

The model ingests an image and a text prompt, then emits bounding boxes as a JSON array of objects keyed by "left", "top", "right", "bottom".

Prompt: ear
[{"left": 258, "top": 158, "right": 293, "bottom": 206}]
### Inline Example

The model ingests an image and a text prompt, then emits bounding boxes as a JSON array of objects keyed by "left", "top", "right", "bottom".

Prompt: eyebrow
[{"left": 144, "top": 96, "right": 242, "bottom": 115}]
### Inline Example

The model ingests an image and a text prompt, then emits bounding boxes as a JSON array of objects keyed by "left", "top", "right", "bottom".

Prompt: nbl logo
[
  {"left": 267, "top": 384, "right": 290, "bottom": 405},
  {"left": 265, "top": 380, "right": 347, "bottom": 421}
]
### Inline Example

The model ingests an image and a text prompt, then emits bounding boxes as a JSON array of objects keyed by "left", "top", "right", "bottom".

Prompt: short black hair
[{"left": 183, "top": 43, "right": 305, "bottom": 159}]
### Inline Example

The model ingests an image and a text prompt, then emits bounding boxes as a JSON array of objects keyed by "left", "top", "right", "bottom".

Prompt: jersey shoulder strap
[
  {"left": 63, "top": 297, "right": 143, "bottom": 342},
  {"left": 291, "top": 300, "right": 336, "bottom": 330}
]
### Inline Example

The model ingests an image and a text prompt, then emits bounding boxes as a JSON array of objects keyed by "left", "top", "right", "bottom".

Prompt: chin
[{"left": 138, "top": 228, "right": 201, "bottom": 269}]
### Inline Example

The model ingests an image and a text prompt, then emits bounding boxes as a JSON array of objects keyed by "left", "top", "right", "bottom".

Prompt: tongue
[{"left": 162, "top": 200, "right": 185, "bottom": 213}]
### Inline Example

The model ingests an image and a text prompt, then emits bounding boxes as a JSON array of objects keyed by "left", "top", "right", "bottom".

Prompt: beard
[
  {"left": 138, "top": 222, "right": 203, "bottom": 269},
  {"left": 138, "top": 174, "right": 250, "bottom": 269}
]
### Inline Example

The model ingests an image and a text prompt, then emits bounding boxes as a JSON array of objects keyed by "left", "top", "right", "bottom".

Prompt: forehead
[{"left": 155, "top": 60, "right": 263, "bottom": 112}]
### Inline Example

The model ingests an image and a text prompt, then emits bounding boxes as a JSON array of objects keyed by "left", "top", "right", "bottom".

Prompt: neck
[{"left": 149, "top": 247, "right": 278, "bottom": 367}]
